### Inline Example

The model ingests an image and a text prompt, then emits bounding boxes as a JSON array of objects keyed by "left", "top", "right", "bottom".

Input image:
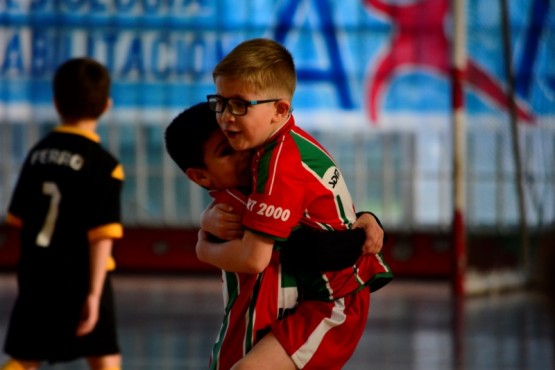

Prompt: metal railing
[{"left": 2, "top": 117, "right": 553, "bottom": 231}]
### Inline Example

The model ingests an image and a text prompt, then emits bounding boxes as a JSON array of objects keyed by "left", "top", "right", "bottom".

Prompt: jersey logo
[
  {"left": 324, "top": 167, "right": 341, "bottom": 190},
  {"left": 328, "top": 168, "right": 340, "bottom": 189}
]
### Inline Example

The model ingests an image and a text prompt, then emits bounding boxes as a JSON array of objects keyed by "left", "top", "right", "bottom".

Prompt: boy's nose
[
  {"left": 221, "top": 104, "right": 236, "bottom": 121},
  {"left": 217, "top": 113, "right": 233, "bottom": 131}
]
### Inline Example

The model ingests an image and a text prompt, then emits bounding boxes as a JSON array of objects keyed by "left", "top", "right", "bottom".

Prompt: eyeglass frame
[{"left": 206, "top": 94, "right": 281, "bottom": 117}]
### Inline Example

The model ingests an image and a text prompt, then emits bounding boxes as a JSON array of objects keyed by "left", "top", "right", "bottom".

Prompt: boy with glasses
[
  {"left": 196, "top": 38, "right": 391, "bottom": 370},
  {"left": 2, "top": 58, "right": 123, "bottom": 370}
]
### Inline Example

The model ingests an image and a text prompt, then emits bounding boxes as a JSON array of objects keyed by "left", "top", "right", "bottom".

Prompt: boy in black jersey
[
  {"left": 165, "top": 102, "right": 390, "bottom": 370},
  {"left": 2, "top": 58, "right": 123, "bottom": 370}
]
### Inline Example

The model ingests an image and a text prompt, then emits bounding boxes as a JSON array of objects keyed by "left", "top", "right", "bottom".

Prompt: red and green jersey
[
  {"left": 243, "top": 116, "right": 356, "bottom": 238},
  {"left": 243, "top": 115, "right": 388, "bottom": 301},
  {"left": 207, "top": 189, "right": 298, "bottom": 370}
]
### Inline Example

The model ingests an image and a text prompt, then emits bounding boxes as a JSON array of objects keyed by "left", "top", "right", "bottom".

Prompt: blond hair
[{"left": 213, "top": 38, "right": 296, "bottom": 100}]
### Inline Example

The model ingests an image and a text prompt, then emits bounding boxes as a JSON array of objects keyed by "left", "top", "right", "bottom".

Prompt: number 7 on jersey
[{"left": 36, "top": 182, "right": 61, "bottom": 247}]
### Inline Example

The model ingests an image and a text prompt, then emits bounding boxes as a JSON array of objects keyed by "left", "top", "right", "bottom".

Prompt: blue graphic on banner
[
  {"left": 1, "top": 0, "right": 554, "bottom": 123},
  {"left": 274, "top": 0, "right": 354, "bottom": 109}
]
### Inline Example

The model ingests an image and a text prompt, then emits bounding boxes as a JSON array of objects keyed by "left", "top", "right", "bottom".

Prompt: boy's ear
[
  {"left": 103, "top": 98, "right": 113, "bottom": 114},
  {"left": 185, "top": 167, "right": 211, "bottom": 188},
  {"left": 274, "top": 100, "right": 291, "bottom": 119}
]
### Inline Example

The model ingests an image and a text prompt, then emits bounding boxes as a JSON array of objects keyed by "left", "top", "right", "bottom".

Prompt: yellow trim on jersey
[
  {"left": 54, "top": 125, "right": 100, "bottom": 143},
  {"left": 5, "top": 213, "right": 22, "bottom": 228},
  {"left": 88, "top": 223, "right": 123, "bottom": 242},
  {"left": 111, "top": 164, "right": 125, "bottom": 180},
  {"left": 107, "top": 256, "right": 117, "bottom": 271}
]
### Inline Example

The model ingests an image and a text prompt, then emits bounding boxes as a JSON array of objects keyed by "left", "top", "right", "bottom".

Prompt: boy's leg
[
  {"left": 226, "top": 252, "right": 298, "bottom": 370},
  {"left": 210, "top": 250, "right": 298, "bottom": 370},
  {"left": 230, "top": 333, "right": 296, "bottom": 370},
  {"left": 1, "top": 359, "right": 40, "bottom": 370},
  {"left": 86, "top": 353, "right": 122, "bottom": 370},
  {"left": 271, "top": 287, "right": 370, "bottom": 370}
]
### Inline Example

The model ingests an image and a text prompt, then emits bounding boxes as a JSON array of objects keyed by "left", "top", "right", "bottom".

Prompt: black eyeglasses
[{"left": 207, "top": 95, "right": 280, "bottom": 116}]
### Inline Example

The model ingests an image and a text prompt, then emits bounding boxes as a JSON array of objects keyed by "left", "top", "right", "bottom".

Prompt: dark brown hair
[{"left": 53, "top": 57, "right": 111, "bottom": 122}]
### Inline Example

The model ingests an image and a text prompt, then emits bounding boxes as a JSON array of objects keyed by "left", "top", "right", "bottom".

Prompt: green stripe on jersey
[
  {"left": 291, "top": 130, "right": 335, "bottom": 179},
  {"left": 335, "top": 194, "right": 351, "bottom": 227},
  {"left": 255, "top": 141, "right": 277, "bottom": 193}
]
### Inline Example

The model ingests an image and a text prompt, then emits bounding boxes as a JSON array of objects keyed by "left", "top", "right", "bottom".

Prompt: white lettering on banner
[
  {"left": 0, "top": 0, "right": 212, "bottom": 16},
  {"left": 0, "top": 27, "right": 222, "bottom": 80}
]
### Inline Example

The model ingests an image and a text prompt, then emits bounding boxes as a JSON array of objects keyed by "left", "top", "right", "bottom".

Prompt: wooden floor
[{"left": 0, "top": 273, "right": 553, "bottom": 370}]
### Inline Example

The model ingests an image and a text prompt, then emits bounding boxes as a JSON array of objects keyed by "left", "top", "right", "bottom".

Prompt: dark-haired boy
[
  {"left": 165, "top": 102, "right": 391, "bottom": 370},
  {"left": 2, "top": 58, "right": 123, "bottom": 370}
]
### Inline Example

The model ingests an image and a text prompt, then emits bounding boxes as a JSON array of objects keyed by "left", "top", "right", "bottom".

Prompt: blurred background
[{"left": 0, "top": 0, "right": 554, "bottom": 368}]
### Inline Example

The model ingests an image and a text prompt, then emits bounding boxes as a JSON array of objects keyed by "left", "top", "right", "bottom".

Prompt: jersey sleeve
[
  {"left": 87, "top": 160, "right": 124, "bottom": 242},
  {"left": 242, "top": 139, "right": 306, "bottom": 240}
]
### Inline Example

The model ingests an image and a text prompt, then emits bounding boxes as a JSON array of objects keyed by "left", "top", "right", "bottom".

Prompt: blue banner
[{"left": 1, "top": 0, "right": 554, "bottom": 126}]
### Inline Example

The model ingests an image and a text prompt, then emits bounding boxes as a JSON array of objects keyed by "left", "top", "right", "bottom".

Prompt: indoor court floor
[{"left": 0, "top": 273, "right": 553, "bottom": 370}]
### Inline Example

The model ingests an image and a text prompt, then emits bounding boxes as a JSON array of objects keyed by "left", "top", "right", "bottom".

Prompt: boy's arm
[
  {"left": 281, "top": 212, "right": 386, "bottom": 271},
  {"left": 76, "top": 237, "right": 112, "bottom": 336},
  {"left": 196, "top": 229, "right": 274, "bottom": 273},
  {"left": 202, "top": 202, "right": 387, "bottom": 271}
]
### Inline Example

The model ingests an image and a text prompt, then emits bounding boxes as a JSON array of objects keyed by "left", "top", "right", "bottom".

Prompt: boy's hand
[
  {"left": 353, "top": 213, "right": 384, "bottom": 255},
  {"left": 201, "top": 202, "right": 244, "bottom": 240},
  {"left": 76, "top": 293, "right": 100, "bottom": 336}
]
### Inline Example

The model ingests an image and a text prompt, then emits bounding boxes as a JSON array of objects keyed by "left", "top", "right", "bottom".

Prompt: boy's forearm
[
  {"left": 196, "top": 230, "right": 273, "bottom": 274},
  {"left": 89, "top": 238, "right": 112, "bottom": 297},
  {"left": 76, "top": 237, "right": 112, "bottom": 337},
  {"left": 195, "top": 235, "right": 245, "bottom": 271}
]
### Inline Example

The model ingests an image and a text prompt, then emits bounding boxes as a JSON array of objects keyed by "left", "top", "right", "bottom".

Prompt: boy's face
[
  {"left": 214, "top": 76, "right": 288, "bottom": 151},
  {"left": 201, "top": 129, "right": 252, "bottom": 190}
]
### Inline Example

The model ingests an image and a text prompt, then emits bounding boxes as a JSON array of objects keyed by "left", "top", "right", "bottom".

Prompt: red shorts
[{"left": 271, "top": 286, "right": 371, "bottom": 370}]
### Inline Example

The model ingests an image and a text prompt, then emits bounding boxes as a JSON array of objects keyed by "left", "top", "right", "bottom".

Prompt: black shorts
[{"left": 3, "top": 273, "right": 120, "bottom": 363}]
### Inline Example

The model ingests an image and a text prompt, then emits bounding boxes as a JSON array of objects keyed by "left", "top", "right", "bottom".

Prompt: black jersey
[
  {"left": 4, "top": 125, "right": 124, "bottom": 362},
  {"left": 7, "top": 125, "right": 123, "bottom": 287}
]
